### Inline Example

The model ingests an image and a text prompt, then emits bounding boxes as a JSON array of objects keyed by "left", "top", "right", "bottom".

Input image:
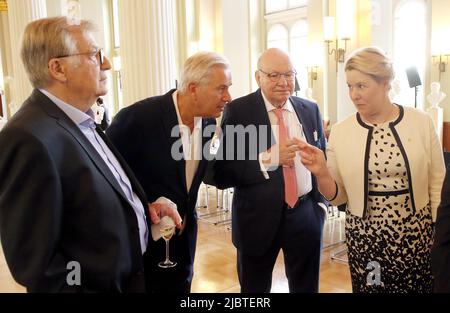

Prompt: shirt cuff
[{"left": 258, "top": 152, "right": 270, "bottom": 180}]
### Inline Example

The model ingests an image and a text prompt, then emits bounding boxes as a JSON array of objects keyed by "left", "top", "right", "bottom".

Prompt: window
[
  {"left": 265, "top": 0, "right": 288, "bottom": 14},
  {"left": 110, "top": 0, "right": 122, "bottom": 113},
  {"left": 265, "top": 1, "right": 309, "bottom": 96},
  {"left": 267, "top": 24, "right": 289, "bottom": 52},
  {"left": 112, "top": 0, "right": 120, "bottom": 48},
  {"left": 288, "top": 0, "right": 308, "bottom": 8},
  {"left": 393, "top": 0, "right": 427, "bottom": 108},
  {"left": 265, "top": 0, "right": 308, "bottom": 13},
  {"left": 266, "top": 20, "right": 309, "bottom": 96},
  {"left": 289, "top": 20, "right": 308, "bottom": 96}
]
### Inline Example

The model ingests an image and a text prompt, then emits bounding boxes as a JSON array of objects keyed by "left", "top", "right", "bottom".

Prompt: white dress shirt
[
  {"left": 172, "top": 91, "right": 202, "bottom": 192},
  {"left": 258, "top": 92, "right": 312, "bottom": 198}
]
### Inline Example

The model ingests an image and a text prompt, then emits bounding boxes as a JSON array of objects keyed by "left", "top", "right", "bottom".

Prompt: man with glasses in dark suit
[
  {"left": 213, "top": 48, "right": 327, "bottom": 293},
  {"left": 0, "top": 16, "right": 180, "bottom": 292}
]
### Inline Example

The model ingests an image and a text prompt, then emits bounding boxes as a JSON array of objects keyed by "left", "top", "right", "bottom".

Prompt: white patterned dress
[{"left": 345, "top": 121, "right": 434, "bottom": 293}]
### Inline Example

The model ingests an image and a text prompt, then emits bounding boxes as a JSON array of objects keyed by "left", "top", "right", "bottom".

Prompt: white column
[
  {"left": 7, "top": 0, "right": 47, "bottom": 115},
  {"left": 307, "top": 0, "right": 326, "bottom": 118},
  {"left": 221, "top": 0, "right": 251, "bottom": 99},
  {"left": 174, "top": 0, "right": 188, "bottom": 75},
  {"left": 248, "top": 0, "right": 265, "bottom": 93},
  {"left": 118, "top": 0, "right": 177, "bottom": 107}
]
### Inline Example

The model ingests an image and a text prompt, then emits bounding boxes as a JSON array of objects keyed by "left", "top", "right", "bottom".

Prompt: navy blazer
[
  {"left": 213, "top": 89, "right": 327, "bottom": 256},
  {"left": 0, "top": 90, "right": 148, "bottom": 292},
  {"left": 432, "top": 164, "right": 450, "bottom": 292},
  {"left": 107, "top": 90, "right": 216, "bottom": 224}
]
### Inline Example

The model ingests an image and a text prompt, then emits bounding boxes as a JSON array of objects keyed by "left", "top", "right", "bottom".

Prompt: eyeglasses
[
  {"left": 55, "top": 48, "right": 105, "bottom": 66},
  {"left": 258, "top": 69, "right": 297, "bottom": 82}
]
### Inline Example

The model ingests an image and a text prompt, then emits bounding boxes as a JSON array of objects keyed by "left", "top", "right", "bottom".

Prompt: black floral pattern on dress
[{"left": 345, "top": 123, "right": 433, "bottom": 293}]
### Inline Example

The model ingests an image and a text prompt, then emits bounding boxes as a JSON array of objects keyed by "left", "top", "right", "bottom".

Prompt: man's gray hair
[
  {"left": 178, "top": 51, "right": 230, "bottom": 93},
  {"left": 21, "top": 16, "right": 96, "bottom": 88}
]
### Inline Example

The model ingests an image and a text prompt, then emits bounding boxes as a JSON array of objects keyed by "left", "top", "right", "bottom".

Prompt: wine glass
[{"left": 158, "top": 222, "right": 177, "bottom": 268}]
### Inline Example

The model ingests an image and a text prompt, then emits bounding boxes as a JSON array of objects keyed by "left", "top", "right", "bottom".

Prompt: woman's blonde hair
[{"left": 345, "top": 46, "right": 394, "bottom": 84}]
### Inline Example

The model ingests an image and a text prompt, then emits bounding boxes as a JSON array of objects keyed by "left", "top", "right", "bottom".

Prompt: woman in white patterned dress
[{"left": 297, "top": 46, "right": 445, "bottom": 292}]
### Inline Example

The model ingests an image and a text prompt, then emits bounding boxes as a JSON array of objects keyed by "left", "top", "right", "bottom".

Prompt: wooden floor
[
  {"left": 191, "top": 186, "right": 352, "bottom": 293},
  {"left": 0, "top": 185, "right": 352, "bottom": 293}
]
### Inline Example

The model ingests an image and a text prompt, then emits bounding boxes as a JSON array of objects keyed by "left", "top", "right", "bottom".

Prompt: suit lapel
[
  {"left": 253, "top": 90, "right": 276, "bottom": 150},
  {"left": 95, "top": 127, "right": 151, "bottom": 224},
  {"left": 34, "top": 90, "right": 130, "bottom": 203},
  {"left": 291, "top": 97, "right": 314, "bottom": 144},
  {"left": 188, "top": 118, "right": 215, "bottom": 196},
  {"left": 95, "top": 126, "right": 148, "bottom": 205},
  {"left": 160, "top": 90, "right": 188, "bottom": 193},
  {"left": 201, "top": 118, "right": 215, "bottom": 156},
  {"left": 57, "top": 117, "right": 131, "bottom": 202}
]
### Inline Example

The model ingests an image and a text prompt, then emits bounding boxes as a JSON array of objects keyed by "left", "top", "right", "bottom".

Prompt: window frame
[{"left": 392, "top": 0, "right": 428, "bottom": 109}]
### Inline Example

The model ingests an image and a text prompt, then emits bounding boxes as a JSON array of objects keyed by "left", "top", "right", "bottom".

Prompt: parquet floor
[
  {"left": 0, "top": 184, "right": 352, "bottom": 293},
  {"left": 191, "top": 185, "right": 352, "bottom": 293}
]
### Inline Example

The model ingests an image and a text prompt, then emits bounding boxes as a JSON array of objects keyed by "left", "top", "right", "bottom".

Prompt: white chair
[
  {"left": 322, "top": 205, "right": 345, "bottom": 250},
  {"left": 213, "top": 188, "right": 233, "bottom": 226}
]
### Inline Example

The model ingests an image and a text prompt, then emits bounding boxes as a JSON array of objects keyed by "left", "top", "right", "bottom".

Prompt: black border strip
[{"left": 368, "top": 189, "right": 409, "bottom": 196}]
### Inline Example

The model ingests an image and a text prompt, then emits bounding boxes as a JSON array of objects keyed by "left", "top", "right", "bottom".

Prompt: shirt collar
[
  {"left": 39, "top": 88, "right": 94, "bottom": 127},
  {"left": 172, "top": 90, "right": 202, "bottom": 130},
  {"left": 260, "top": 91, "right": 294, "bottom": 114}
]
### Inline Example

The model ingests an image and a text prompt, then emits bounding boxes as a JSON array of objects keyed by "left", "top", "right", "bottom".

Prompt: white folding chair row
[
  {"left": 322, "top": 205, "right": 345, "bottom": 249},
  {"left": 197, "top": 184, "right": 233, "bottom": 225}
]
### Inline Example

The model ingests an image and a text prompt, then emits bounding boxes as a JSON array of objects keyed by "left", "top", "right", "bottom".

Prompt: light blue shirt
[{"left": 40, "top": 89, "right": 148, "bottom": 253}]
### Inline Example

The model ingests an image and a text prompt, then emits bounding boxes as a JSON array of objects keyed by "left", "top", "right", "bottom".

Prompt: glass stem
[{"left": 165, "top": 239, "right": 170, "bottom": 263}]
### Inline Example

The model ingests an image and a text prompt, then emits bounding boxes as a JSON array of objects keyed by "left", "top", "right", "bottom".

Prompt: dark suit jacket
[
  {"left": 0, "top": 90, "right": 148, "bottom": 292},
  {"left": 106, "top": 89, "right": 216, "bottom": 231},
  {"left": 213, "top": 89, "right": 327, "bottom": 256},
  {"left": 432, "top": 165, "right": 450, "bottom": 292}
]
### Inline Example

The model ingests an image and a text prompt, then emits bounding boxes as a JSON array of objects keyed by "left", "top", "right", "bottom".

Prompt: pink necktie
[{"left": 273, "top": 108, "right": 298, "bottom": 208}]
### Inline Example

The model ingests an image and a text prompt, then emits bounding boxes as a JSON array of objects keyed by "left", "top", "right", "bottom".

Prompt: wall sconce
[
  {"left": 306, "top": 41, "right": 322, "bottom": 89},
  {"left": 432, "top": 54, "right": 450, "bottom": 81},
  {"left": 307, "top": 66, "right": 318, "bottom": 88},
  {"left": 323, "top": 16, "right": 350, "bottom": 67},
  {"left": 0, "top": 0, "right": 8, "bottom": 12},
  {"left": 431, "top": 28, "right": 450, "bottom": 81}
]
